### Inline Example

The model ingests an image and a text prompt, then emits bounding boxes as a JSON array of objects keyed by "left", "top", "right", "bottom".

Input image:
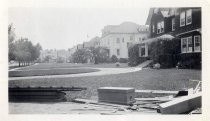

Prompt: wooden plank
[
  {"left": 158, "top": 92, "right": 201, "bottom": 114},
  {"left": 73, "top": 98, "right": 129, "bottom": 108},
  {"left": 135, "top": 90, "right": 178, "bottom": 94},
  {"left": 135, "top": 95, "right": 173, "bottom": 101}
]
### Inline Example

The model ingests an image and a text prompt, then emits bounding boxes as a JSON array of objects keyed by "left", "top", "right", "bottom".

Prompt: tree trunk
[{"left": 19, "top": 61, "right": 20, "bottom": 67}]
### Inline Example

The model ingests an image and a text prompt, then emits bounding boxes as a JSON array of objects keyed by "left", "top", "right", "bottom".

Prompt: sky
[{"left": 8, "top": 7, "right": 150, "bottom": 50}]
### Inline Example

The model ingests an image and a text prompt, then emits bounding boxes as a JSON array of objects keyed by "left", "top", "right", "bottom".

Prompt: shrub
[
  {"left": 178, "top": 53, "right": 201, "bottom": 69},
  {"left": 148, "top": 39, "right": 180, "bottom": 68},
  {"left": 111, "top": 55, "right": 118, "bottom": 63},
  {"left": 128, "top": 44, "right": 149, "bottom": 66},
  {"left": 119, "top": 58, "right": 128, "bottom": 63}
]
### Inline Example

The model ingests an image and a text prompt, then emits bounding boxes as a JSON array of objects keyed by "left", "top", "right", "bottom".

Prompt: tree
[
  {"left": 72, "top": 47, "right": 110, "bottom": 64},
  {"left": 13, "top": 38, "right": 42, "bottom": 66},
  {"left": 8, "top": 24, "right": 16, "bottom": 62},
  {"left": 72, "top": 49, "right": 87, "bottom": 63},
  {"left": 90, "top": 47, "right": 109, "bottom": 64}
]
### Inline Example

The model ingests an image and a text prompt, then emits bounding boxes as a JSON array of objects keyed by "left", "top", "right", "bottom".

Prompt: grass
[
  {"left": 9, "top": 68, "right": 201, "bottom": 100},
  {"left": 9, "top": 68, "right": 99, "bottom": 77},
  {"left": 16, "top": 63, "right": 129, "bottom": 71}
]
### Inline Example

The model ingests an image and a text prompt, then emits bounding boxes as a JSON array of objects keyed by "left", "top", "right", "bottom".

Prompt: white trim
[
  {"left": 187, "top": 36, "right": 193, "bottom": 52},
  {"left": 176, "top": 28, "right": 201, "bottom": 36},
  {"left": 157, "top": 21, "right": 164, "bottom": 34},
  {"left": 186, "top": 9, "right": 192, "bottom": 25},
  {"left": 180, "top": 11, "right": 185, "bottom": 27},
  {"left": 194, "top": 35, "right": 201, "bottom": 52},
  {"left": 181, "top": 37, "right": 187, "bottom": 53},
  {"left": 172, "top": 18, "right": 175, "bottom": 31}
]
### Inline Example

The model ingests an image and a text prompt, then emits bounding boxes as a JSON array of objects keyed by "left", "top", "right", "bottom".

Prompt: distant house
[
  {"left": 100, "top": 22, "right": 149, "bottom": 59},
  {"left": 83, "top": 36, "right": 100, "bottom": 48},
  {"left": 145, "top": 7, "right": 201, "bottom": 68}
]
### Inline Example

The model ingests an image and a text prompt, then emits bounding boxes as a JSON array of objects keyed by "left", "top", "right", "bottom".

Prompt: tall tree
[{"left": 8, "top": 24, "right": 16, "bottom": 62}]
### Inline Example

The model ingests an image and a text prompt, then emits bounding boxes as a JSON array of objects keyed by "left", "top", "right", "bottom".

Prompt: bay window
[
  {"left": 181, "top": 38, "right": 187, "bottom": 53},
  {"left": 187, "top": 37, "right": 192, "bottom": 52}
]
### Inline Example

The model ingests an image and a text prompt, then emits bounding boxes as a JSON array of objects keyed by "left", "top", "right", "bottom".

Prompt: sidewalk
[
  {"left": 9, "top": 67, "right": 142, "bottom": 80},
  {"left": 8, "top": 61, "right": 155, "bottom": 80}
]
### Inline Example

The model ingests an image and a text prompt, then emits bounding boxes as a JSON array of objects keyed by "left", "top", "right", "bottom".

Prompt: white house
[{"left": 99, "top": 22, "right": 149, "bottom": 59}]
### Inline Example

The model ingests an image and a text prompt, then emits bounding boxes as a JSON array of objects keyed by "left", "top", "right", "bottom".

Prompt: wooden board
[{"left": 158, "top": 92, "right": 201, "bottom": 114}]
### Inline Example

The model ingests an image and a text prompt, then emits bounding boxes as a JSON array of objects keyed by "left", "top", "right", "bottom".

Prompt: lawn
[
  {"left": 9, "top": 68, "right": 99, "bottom": 77},
  {"left": 15, "top": 63, "right": 129, "bottom": 71},
  {"left": 9, "top": 68, "right": 201, "bottom": 100}
]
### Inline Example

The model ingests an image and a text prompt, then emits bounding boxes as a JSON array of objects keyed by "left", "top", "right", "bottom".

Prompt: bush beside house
[
  {"left": 178, "top": 53, "right": 201, "bottom": 69},
  {"left": 148, "top": 39, "right": 180, "bottom": 68},
  {"left": 128, "top": 44, "right": 149, "bottom": 67}
]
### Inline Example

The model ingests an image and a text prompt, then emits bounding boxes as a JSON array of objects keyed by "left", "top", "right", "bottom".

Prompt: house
[
  {"left": 144, "top": 7, "right": 201, "bottom": 68},
  {"left": 83, "top": 36, "right": 100, "bottom": 48},
  {"left": 100, "top": 22, "right": 149, "bottom": 59}
]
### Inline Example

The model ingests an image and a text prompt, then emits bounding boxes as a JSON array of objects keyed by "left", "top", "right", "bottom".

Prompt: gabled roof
[
  {"left": 146, "top": 8, "right": 176, "bottom": 25},
  {"left": 102, "top": 22, "right": 148, "bottom": 35}
]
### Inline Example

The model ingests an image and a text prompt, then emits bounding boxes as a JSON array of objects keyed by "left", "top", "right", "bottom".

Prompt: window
[
  {"left": 194, "top": 35, "right": 201, "bottom": 52},
  {"left": 116, "top": 38, "right": 120, "bottom": 43},
  {"left": 180, "top": 12, "right": 185, "bottom": 27},
  {"left": 172, "top": 18, "right": 175, "bottom": 31},
  {"left": 157, "top": 22, "right": 161, "bottom": 34},
  {"left": 117, "top": 49, "right": 120, "bottom": 56},
  {"left": 181, "top": 36, "right": 193, "bottom": 53},
  {"left": 160, "top": 21, "right": 164, "bottom": 33},
  {"left": 187, "top": 37, "right": 193, "bottom": 52},
  {"left": 157, "top": 21, "right": 164, "bottom": 34},
  {"left": 181, "top": 38, "right": 187, "bottom": 53},
  {"left": 139, "top": 45, "right": 145, "bottom": 57},
  {"left": 186, "top": 9, "right": 192, "bottom": 25},
  {"left": 152, "top": 25, "right": 155, "bottom": 33}
]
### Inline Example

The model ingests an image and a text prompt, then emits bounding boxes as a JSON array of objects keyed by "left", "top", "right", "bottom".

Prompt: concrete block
[
  {"left": 158, "top": 92, "right": 201, "bottom": 114},
  {"left": 98, "top": 87, "right": 135, "bottom": 105}
]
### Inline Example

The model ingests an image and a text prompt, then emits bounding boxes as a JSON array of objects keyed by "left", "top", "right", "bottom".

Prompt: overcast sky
[{"left": 8, "top": 7, "right": 149, "bottom": 50}]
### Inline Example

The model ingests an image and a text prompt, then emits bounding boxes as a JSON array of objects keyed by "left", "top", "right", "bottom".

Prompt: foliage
[
  {"left": 111, "top": 55, "right": 118, "bottom": 63},
  {"left": 148, "top": 39, "right": 180, "bottom": 68},
  {"left": 72, "top": 49, "right": 88, "bottom": 63},
  {"left": 8, "top": 24, "right": 42, "bottom": 66},
  {"left": 119, "top": 58, "right": 128, "bottom": 63},
  {"left": 43, "top": 55, "right": 51, "bottom": 62},
  {"left": 8, "top": 24, "right": 16, "bottom": 61},
  {"left": 72, "top": 47, "right": 109, "bottom": 64},
  {"left": 90, "top": 47, "right": 109, "bottom": 64},
  {"left": 128, "top": 44, "right": 148, "bottom": 66},
  {"left": 178, "top": 53, "right": 201, "bottom": 69}
]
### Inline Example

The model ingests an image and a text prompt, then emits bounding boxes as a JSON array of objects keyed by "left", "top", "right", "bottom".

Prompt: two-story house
[
  {"left": 145, "top": 7, "right": 201, "bottom": 68},
  {"left": 175, "top": 8, "right": 201, "bottom": 68},
  {"left": 100, "top": 22, "right": 149, "bottom": 59}
]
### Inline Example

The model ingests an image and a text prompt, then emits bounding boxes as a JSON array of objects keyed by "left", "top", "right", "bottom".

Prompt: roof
[
  {"left": 146, "top": 8, "right": 176, "bottom": 25},
  {"left": 102, "top": 22, "right": 148, "bottom": 35}
]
